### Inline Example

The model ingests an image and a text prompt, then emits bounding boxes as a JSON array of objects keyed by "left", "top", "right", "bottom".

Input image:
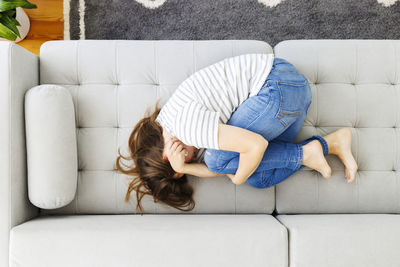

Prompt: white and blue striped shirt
[{"left": 155, "top": 53, "right": 275, "bottom": 163}]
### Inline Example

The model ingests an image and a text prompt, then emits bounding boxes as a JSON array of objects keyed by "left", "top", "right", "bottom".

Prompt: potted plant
[{"left": 0, "top": 0, "right": 37, "bottom": 42}]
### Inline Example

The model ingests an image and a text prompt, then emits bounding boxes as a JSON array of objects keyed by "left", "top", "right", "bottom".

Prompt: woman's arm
[
  {"left": 232, "top": 145, "right": 267, "bottom": 185},
  {"left": 217, "top": 124, "right": 269, "bottom": 185},
  {"left": 182, "top": 162, "right": 227, "bottom": 177}
]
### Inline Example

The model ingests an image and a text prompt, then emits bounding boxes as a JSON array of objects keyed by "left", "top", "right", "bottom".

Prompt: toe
[{"left": 347, "top": 171, "right": 356, "bottom": 184}]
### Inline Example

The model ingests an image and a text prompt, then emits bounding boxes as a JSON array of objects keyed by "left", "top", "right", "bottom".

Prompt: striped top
[{"left": 155, "top": 53, "right": 275, "bottom": 163}]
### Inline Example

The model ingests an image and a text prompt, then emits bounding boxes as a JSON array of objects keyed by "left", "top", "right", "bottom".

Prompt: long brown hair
[{"left": 116, "top": 98, "right": 195, "bottom": 215}]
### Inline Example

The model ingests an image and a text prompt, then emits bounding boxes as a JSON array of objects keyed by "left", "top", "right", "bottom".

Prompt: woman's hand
[{"left": 166, "top": 139, "right": 187, "bottom": 173}]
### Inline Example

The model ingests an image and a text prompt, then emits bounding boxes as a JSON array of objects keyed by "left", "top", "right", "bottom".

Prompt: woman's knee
[
  {"left": 204, "top": 149, "right": 228, "bottom": 172},
  {"left": 204, "top": 149, "right": 217, "bottom": 168}
]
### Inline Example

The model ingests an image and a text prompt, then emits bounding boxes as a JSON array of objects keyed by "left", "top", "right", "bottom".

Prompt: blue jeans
[{"left": 203, "top": 57, "right": 329, "bottom": 189}]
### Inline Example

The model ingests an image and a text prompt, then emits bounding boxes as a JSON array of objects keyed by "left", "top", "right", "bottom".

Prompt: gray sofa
[{"left": 1, "top": 39, "right": 400, "bottom": 267}]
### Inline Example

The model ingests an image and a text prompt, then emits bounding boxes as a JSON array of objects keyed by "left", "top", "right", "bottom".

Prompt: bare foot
[
  {"left": 302, "top": 140, "right": 332, "bottom": 179},
  {"left": 323, "top": 128, "right": 358, "bottom": 183}
]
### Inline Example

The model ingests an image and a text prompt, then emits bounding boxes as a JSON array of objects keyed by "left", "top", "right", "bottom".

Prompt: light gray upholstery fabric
[
  {"left": 0, "top": 42, "right": 40, "bottom": 267},
  {"left": 38, "top": 40, "right": 275, "bottom": 215},
  {"left": 25, "top": 84, "right": 78, "bottom": 209},
  {"left": 10, "top": 214, "right": 288, "bottom": 267},
  {"left": 277, "top": 214, "right": 400, "bottom": 267},
  {"left": 274, "top": 40, "right": 400, "bottom": 214}
]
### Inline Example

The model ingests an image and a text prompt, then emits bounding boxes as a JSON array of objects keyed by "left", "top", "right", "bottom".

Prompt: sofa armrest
[{"left": 0, "top": 42, "right": 40, "bottom": 267}]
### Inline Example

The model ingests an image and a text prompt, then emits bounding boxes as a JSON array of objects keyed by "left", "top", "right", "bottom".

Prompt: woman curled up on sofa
[{"left": 116, "top": 54, "right": 358, "bottom": 215}]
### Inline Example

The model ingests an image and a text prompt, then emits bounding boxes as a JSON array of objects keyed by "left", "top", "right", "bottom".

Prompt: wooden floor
[{"left": 15, "top": 0, "right": 63, "bottom": 55}]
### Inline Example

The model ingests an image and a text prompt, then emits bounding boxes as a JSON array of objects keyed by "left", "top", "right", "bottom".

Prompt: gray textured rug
[{"left": 64, "top": 0, "right": 400, "bottom": 46}]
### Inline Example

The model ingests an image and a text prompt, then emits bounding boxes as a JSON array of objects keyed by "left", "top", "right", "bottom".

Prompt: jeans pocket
[
  {"left": 275, "top": 109, "right": 302, "bottom": 127},
  {"left": 273, "top": 71, "right": 300, "bottom": 74},
  {"left": 278, "top": 76, "right": 308, "bottom": 86},
  {"left": 277, "top": 79, "right": 308, "bottom": 114}
]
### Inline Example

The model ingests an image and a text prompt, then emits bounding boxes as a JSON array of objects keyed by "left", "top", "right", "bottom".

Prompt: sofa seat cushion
[
  {"left": 10, "top": 214, "right": 288, "bottom": 267},
  {"left": 277, "top": 214, "right": 400, "bottom": 267}
]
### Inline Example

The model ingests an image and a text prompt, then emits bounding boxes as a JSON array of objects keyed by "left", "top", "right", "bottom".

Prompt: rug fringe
[
  {"left": 79, "top": 0, "right": 86, "bottom": 40},
  {"left": 63, "top": 0, "right": 70, "bottom": 40}
]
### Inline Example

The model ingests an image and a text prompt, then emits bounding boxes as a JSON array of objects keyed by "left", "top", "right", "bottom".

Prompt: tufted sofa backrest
[
  {"left": 274, "top": 40, "right": 400, "bottom": 214},
  {"left": 39, "top": 40, "right": 276, "bottom": 215}
]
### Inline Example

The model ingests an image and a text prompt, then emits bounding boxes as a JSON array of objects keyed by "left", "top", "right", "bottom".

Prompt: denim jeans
[{"left": 203, "top": 57, "right": 329, "bottom": 189}]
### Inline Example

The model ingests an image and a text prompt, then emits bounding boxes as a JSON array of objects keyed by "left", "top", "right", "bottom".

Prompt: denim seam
[
  {"left": 245, "top": 97, "right": 273, "bottom": 129},
  {"left": 274, "top": 60, "right": 289, "bottom": 65},
  {"left": 275, "top": 91, "right": 303, "bottom": 127},
  {"left": 295, "top": 143, "right": 302, "bottom": 170},
  {"left": 274, "top": 84, "right": 289, "bottom": 128},
  {"left": 318, "top": 135, "right": 328, "bottom": 155},
  {"left": 312, "top": 135, "right": 329, "bottom": 155},
  {"left": 261, "top": 170, "right": 268, "bottom": 186},
  {"left": 275, "top": 80, "right": 308, "bottom": 126},
  {"left": 325, "top": 137, "right": 329, "bottom": 155},
  {"left": 262, "top": 170, "right": 273, "bottom": 187},
  {"left": 275, "top": 80, "right": 284, "bottom": 118},
  {"left": 272, "top": 71, "right": 299, "bottom": 74},
  {"left": 276, "top": 81, "right": 305, "bottom": 114},
  {"left": 280, "top": 111, "right": 302, "bottom": 117},
  {"left": 278, "top": 80, "right": 308, "bottom": 86},
  {"left": 276, "top": 116, "right": 287, "bottom": 127}
]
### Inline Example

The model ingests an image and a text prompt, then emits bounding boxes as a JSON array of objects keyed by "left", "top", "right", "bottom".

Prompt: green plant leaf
[
  {"left": 0, "top": 12, "right": 20, "bottom": 37},
  {"left": 3, "top": 9, "right": 16, "bottom": 17},
  {"left": 0, "top": 22, "right": 17, "bottom": 41},
  {"left": 9, "top": 16, "right": 20, "bottom": 26},
  {"left": 0, "top": 0, "right": 37, "bottom": 12}
]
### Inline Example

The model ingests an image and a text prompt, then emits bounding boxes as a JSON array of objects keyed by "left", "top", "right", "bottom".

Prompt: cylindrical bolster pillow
[{"left": 25, "top": 84, "right": 78, "bottom": 209}]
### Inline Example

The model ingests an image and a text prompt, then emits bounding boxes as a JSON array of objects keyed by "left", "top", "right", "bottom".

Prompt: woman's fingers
[
  {"left": 172, "top": 142, "right": 182, "bottom": 152},
  {"left": 175, "top": 144, "right": 183, "bottom": 154},
  {"left": 169, "top": 140, "right": 184, "bottom": 156},
  {"left": 169, "top": 140, "right": 179, "bottom": 151}
]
